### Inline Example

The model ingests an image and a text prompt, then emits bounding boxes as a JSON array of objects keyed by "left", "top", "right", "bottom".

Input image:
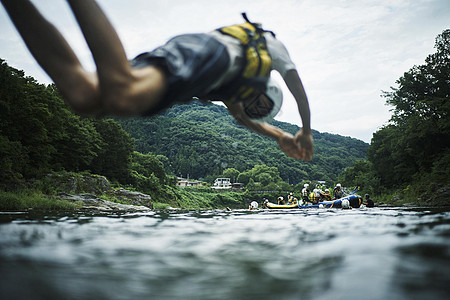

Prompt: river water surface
[{"left": 1, "top": 206, "right": 449, "bottom": 300}]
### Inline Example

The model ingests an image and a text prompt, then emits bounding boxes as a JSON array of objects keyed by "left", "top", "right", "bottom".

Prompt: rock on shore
[
  {"left": 56, "top": 193, "right": 151, "bottom": 211},
  {"left": 45, "top": 173, "right": 154, "bottom": 211},
  {"left": 109, "top": 188, "right": 154, "bottom": 209}
]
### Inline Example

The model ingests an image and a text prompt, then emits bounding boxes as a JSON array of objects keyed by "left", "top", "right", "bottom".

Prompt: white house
[{"left": 212, "top": 178, "right": 232, "bottom": 190}]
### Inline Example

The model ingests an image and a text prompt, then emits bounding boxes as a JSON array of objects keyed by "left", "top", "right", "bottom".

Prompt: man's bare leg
[
  {"left": 1, "top": 0, "right": 101, "bottom": 115},
  {"left": 67, "top": 0, "right": 167, "bottom": 116},
  {"left": 3, "top": 0, "right": 166, "bottom": 116}
]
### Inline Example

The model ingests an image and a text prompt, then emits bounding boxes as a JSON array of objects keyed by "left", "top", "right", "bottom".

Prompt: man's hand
[
  {"left": 277, "top": 129, "right": 313, "bottom": 161},
  {"left": 225, "top": 101, "right": 314, "bottom": 161},
  {"left": 277, "top": 132, "right": 298, "bottom": 159},
  {"left": 294, "top": 129, "right": 313, "bottom": 161}
]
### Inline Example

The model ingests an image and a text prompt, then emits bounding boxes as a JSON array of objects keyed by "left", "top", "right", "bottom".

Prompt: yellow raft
[{"left": 262, "top": 201, "right": 299, "bottom": 209}]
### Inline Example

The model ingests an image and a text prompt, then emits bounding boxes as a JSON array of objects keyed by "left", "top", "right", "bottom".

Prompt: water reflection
[{"left": 0, "top": 207, "right": 449, "bottom": 300}]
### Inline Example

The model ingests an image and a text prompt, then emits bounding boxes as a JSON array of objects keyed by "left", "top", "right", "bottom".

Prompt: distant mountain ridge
[{"left": 117, "top": 102, "right": 369, "bottom": 183}]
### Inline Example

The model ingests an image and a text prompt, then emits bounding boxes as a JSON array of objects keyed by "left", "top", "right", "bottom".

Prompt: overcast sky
[{"left": 1, "top": 0, "right": 449, "bottom": 143}]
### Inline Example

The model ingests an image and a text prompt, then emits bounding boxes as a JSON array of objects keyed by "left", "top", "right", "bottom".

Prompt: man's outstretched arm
[
  {"left": 225, "top": 101, "right": 311, "bottom": 161},
  {"left": 283, "top": 69, "right": 313, "bottom": 161}
]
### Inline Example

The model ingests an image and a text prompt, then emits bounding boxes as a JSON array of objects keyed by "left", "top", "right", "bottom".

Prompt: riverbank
[
  {"left": 2, "top": 188, "right": 448, "bottom": 212},
  {"left": 0, "top": 172, "right": 251, "bottom": 211},
  {"left": 0, "top": 188, "right": 258, "bottom": 211},
  {"left": 1, "top": 172, "right": 448, "bottom": 211},
  {"left": 373, "top": 184, "right": 450, "bottom": 207}
]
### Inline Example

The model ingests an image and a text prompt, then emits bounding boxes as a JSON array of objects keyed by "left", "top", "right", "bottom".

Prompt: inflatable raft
[
  {"left": 263, "top": 195, "right": 362, "bottom": 209},
  {"left": 263, "top": 202, "right": 299, "bottom": 209}
]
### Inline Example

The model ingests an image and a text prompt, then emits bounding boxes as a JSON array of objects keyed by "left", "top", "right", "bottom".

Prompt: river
[{"left": 0, "top": 206, "right": 449, "bottom": 300}]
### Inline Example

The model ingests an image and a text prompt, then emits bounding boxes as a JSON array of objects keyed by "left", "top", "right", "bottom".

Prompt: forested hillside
[
  {"left": 117, "top": 102, "right": 368, "bottom": 183},
  {"left": 0, "top": 59, "right": 168, "bottom": 194},
  {"left": 0, "top": 57, "right": 367, "bottom": 193}
]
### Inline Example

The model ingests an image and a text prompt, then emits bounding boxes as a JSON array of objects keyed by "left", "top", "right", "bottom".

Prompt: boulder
[
  {"left": 57, "top": 193, "right": 151, "bottom": 211},
  {"left": 45, "top": 172, "right": 153, "bottom": 210},
  {"left": 426, "top": 185, "right": 450, "bottom": 206},
  {"left": 108, "top": 188, "right": 153, "bottom": 209},
  {"left": 44, "top": 173, "right": 111, "bottom": 195}
]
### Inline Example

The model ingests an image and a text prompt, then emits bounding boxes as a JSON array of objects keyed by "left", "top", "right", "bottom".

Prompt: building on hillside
[
  {"left": 231, "top": 183, "right": 244, "bottom": 190},
  {"left": 176, "top": 177, "right": 203, "bottom": 188},
  {"left": 212, "top": 178, "right": 232, "bottom": 190}
]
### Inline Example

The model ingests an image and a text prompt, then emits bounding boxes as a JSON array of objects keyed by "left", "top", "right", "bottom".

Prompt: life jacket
[
  {"left": 333, "top": 188, "right": 344, "bottom": 199},
  {"left": 214, "top": 13, "right": 274, "bottom": 103},
  {"left": 302, "top": 188, "right": 310, "bottom": 198},
  {"left": 287, "top": 194, "right": 295, "bottom": 204}
]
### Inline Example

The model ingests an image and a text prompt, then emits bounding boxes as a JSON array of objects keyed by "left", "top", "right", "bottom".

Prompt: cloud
[{"left": 1, "top": 0, "right": 448, "bottom": 143}]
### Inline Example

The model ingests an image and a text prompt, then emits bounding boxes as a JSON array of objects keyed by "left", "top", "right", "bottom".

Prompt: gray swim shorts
[{"left": 131, "top": 33, "right": 230, "bottom": 116}]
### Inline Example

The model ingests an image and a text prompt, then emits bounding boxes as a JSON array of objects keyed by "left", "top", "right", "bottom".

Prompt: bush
[{"left": 0, "top": 190, "right": 81, "bottom": 211}]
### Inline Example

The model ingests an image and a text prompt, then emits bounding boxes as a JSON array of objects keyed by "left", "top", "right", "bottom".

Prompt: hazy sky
[{"left": 1, "top": 0, "right": 449, "bottom": 143}]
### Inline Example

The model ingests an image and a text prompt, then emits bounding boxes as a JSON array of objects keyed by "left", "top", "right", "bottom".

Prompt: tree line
[
  {"left": 340, "top": 29, "right": 450, "bottom": 204},
  {"left": 0, "top": 57, "right": 367, "bottom": 198},
  {"left": 0, "top": 59, "right": 169, "bottom": 195}
]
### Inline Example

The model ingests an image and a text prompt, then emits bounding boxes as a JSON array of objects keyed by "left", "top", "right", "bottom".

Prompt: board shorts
[{"left": 130, "top": 33, "right": 231, "bottom": 116}]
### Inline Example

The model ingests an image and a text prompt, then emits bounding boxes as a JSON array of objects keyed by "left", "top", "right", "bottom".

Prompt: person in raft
[{"left": 2, "top": 0, "right": 313, "bottom": 161}]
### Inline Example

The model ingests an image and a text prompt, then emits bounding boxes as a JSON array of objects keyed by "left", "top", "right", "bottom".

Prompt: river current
[{"left": 0, "top": 206, "right": 449, "bottom": 300}]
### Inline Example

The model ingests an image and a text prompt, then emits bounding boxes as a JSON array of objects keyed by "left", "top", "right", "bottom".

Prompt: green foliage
[
  {"left": 117, "top": 103, "right": 368, "bottom": 184},
  {"left": 0, "top": 190, "right": 81, "bottom": 211},
  {"left": 174, "top": 189, "right": 244, "bottom": 209},
  {"left": 339, "top": 160, "right": 380, "bottom": 195},
  {"left": 368, "top": 29, "right": 450, "bottom": 190},
  {"left": 89, "top": 118, "right": 134, "bottom": 183},
  {"left": 152, "top": 202, "right": 172, "bottom": 209},
  {"left": 238, "top": 164, "right": 283, "bottom": 188},
  {"left": 129, "top": 151, "right": 172, "bottom": 193},
  {"left": 246, "top": 178, "right": 256, "bottom": 190},
  {"left": 344, "top": 29, "right": 450, "bottom": 205},
  {"left": 0, "top": 60, "right": 135, "bottom": 186},
  {"left": 222, "top": 168, "right": 240, "bottom": 183},
  {"left": 0, "top": 135, "right": 26, "bottom": 186},
  {"left": 0, "top": 62, "right": 106, "bottom": 178}
]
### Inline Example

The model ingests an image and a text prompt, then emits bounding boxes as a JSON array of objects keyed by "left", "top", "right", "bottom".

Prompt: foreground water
[{"left": 0, "top": 206, "right": 449, "bottom": 300}]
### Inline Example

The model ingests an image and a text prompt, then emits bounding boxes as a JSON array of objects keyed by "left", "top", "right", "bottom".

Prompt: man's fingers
[
  {"left": 304, "top": 147, "right": 313, "bottom": 161},
  {"left": 281, "top": 134, "right": 314, "bottom": 161}
]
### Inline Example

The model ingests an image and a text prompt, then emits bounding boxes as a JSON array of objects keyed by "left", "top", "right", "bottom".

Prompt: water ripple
[{"left": 0, "top": 207, "right": 449, "bottom": 299}]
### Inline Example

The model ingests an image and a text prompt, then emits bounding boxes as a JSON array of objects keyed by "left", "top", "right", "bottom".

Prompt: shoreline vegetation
[
  {"left": 0, "top": 172, "right": 248, "bottom": 211},
  {"left": 0, "top": 172, "right": 448, "bottom": 212},
  {"left": 1, "top": 187, "right": 448, "bottom": 212}
]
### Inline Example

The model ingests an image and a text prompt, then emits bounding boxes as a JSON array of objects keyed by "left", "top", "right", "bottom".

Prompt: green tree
[
  {"left": 129, "top": 151, "right": 168, "bottom": 192},
  {"left": 339, "top": 160, "right": 380, "bottom": 195},
  {"left": 89, "top": 118, "right": 134, "bottom": 183},
  {"left": 256, "top": 172, "right": 272, "bottom": 186},
  {"left": 156, "top": 154, "right": 174, "bottom": 175},
  {"left": 249, "top": 165, "right": 283, "bottom": 182},
  {"left": 131, "top": 152, "right": 166, "bottom": 184},
  {"left": 247, "top": 178, "right": 256, "bottom": 190},
  {"left": 0, "top": 60, "right": 102, "bottom": 178},
  {"left": 237, "top": 171, "right": 251, "bottom": 185},
  {"left": 369, "top": 29, "right": 450, "bottom": 188},
  {"left": 222, "top": 168, "right": 240, "bottom": 183},
  {"left": 0, "top": 135, "right": 26, "bottom": 186}
]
